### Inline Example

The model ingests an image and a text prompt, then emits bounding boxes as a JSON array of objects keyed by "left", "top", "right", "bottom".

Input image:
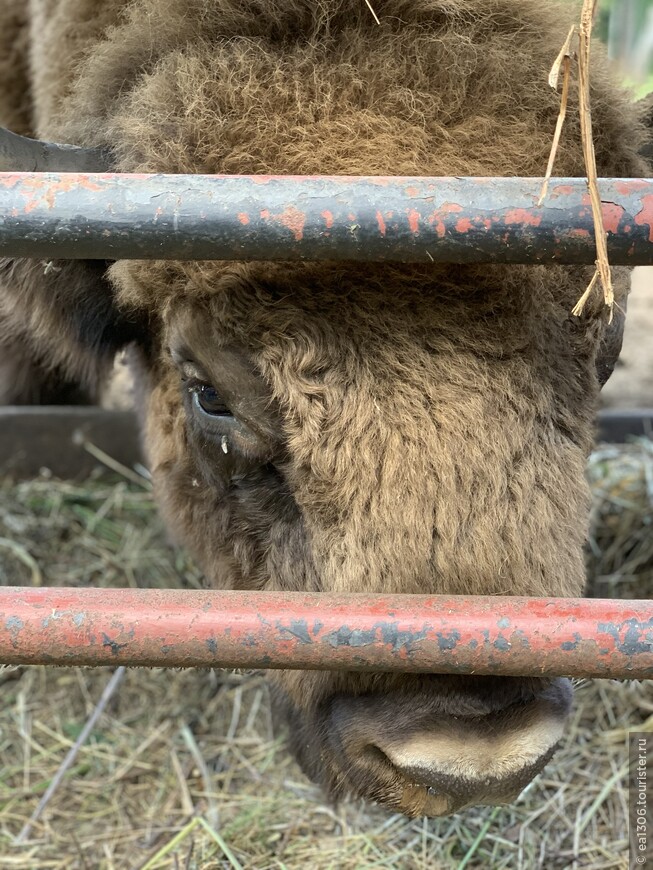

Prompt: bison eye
[{"left": 190, "top": 383, "right": 232, "bottom": 417}]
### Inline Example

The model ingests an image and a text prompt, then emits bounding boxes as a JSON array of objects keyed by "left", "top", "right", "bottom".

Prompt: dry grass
[
  {"left": 0, "top": 439, "right": 651, "bottom": 869},
  {"left": 587, "top": 437, "right": 653, "bottom": 599}
]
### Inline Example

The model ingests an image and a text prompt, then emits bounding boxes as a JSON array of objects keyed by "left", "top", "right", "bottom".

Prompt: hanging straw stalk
[{"left": 541, "top": 0, "right": 614, "bottom": 318}]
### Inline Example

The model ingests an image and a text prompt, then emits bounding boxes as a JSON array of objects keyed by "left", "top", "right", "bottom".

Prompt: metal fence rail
[
  {"left": 1, "top": 170, "right": 652, "bottom": 680},
  {"left": 2, "top": 173, "right": 653, "bottom": 263},
  {"left": 1, "top": 587, "right": 651, "bottom": 677}
]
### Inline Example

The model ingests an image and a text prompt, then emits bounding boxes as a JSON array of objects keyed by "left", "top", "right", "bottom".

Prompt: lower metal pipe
[{"left": 0, "top": 587, "right": 651, "bottom": 677}]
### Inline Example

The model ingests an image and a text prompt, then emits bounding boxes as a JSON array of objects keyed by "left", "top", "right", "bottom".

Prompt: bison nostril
[
  {"left": 326, "top": 680, "right": 572, "bottom": 815},
  {"left": 363, "top": 744, "right": 393, "bottom": 767},
  {"left": 379, "top": 724, "right": 561, "bottom": 813},
  {"left": 362, "top": 742, "right": 524, "bottom": 813}
]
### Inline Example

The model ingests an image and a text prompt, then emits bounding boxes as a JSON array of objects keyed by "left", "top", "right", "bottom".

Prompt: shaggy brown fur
[
  {"left": 0, "top": 0, "right": 30, "bottom": 136},
  {"left": 0, "top": 0, "right": 649, "bottom": 816}
]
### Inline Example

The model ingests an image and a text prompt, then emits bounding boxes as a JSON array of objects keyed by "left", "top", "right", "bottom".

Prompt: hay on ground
[
  {"left": 0, "top": 438, "right": 650, "bottom": 869},
  {"left": 587, "top": 436, "right": 653, "bottom": 599}
]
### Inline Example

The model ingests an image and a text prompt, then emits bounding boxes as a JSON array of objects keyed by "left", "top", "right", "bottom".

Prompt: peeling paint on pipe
[
  {"left": 0, "top": 587, "right": 651, "bottom": 677},
  {"left": 1, "top": 173, "right": 653, "bottom": 263}
]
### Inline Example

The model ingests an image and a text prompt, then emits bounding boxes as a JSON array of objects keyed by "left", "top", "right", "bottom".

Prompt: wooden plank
[
  {"left": 0, "top": 407, "right": 142, "bottom": 479},
  {"left": 597, "top": 409, "right": 653, "bottom": 443},
  {"left": 0, "top": 407, "right": 650, "bottom": 481}
]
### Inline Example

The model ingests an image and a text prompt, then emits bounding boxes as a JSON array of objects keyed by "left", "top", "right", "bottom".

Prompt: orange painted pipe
[{"left": 0, "top": 587, "right": 651, "bottom": 678}]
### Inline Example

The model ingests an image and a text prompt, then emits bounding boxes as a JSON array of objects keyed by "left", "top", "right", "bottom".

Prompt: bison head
[
  {"left": 97, "top": 255, "right": 621, "bottom": 816},
  {"left": 0, "top": 115, "right": 632, "bottom": 813},
  {"left": 0, "top": 0, "right": 647, "bottom": 817}
]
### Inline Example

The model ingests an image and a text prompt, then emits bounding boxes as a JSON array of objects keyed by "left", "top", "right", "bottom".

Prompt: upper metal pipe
[{"left": 1, "top": 172, "right": 653, "bottom": 263}]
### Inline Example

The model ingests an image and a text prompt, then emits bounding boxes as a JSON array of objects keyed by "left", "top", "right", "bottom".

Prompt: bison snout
[{"left": 327, "top": 678, "right": 573, "bottom": 816}]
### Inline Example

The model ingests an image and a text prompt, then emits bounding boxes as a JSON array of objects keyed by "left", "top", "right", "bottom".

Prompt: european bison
[{"left": 0, "top": 0, "right": 649, "bottom": 816}]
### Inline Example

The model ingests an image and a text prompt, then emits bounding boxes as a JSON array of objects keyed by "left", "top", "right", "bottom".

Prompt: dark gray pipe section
[
  {"left": 2, "top": 172, "right": 653, "bottom": 263},
  {"left": 0, "top": 129, "right": 109, "bottom": 174}
]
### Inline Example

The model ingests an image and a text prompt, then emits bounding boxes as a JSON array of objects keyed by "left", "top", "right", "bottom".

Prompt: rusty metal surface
[
  {"left": 1, "top": 173, "right": 653, "bottom": 263},
  {"left": 0, "top": 587, "right": 650, "bottom": 677}
]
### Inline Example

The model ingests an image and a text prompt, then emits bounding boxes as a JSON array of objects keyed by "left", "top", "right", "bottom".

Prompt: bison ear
[
  {"left": 0, "top": 258, "right": 150, "bottom": 399},
  {"left": 595, "top": 297, "right": 627, "bottom": 389},
  {"left": 0, "top": 127, "right": 150, "bottom": 400}
]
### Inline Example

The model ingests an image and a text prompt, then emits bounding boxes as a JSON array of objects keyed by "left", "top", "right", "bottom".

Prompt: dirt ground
[{"left": 601, "top": 266, "right": 653, "bottom": 408}]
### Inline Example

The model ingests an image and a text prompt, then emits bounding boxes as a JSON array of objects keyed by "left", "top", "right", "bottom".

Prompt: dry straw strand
[
  {"left": 15, "top": 665, "right": 126, "bottom": 844},
  {"left": 539, "top": 25, "right": 575, "bottom": 206},
  {"left": 363, "top": 0, "right": 381, "bottom": 26},
  {"left": 0, "top": 538, "right": 42, "bottom": 586},
  {"left": 542, "top": 0, "right": 614, "bottom": 318},
  {"left": 573, "top": 0, "right": 614, "bottom": 318}
]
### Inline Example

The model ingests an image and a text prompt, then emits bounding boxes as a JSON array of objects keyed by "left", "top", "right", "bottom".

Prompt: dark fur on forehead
[{"left": 31, "top": 0, "right": 647, "bottom": 180}]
